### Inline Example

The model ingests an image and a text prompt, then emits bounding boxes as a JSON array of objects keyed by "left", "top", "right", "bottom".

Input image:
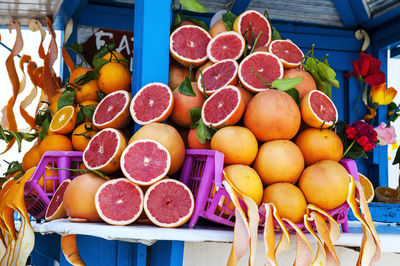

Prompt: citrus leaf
[
  {"left": 285, "top": 88, "right": 300, "bottom": 104},
  {"left": 93, "top": 57, "right": 109, "bottom": 72},
  {"left": 57, "top": 90, "right": 75, "bottom": 111},
  {"left": 179, "top": 76, "right": 196, "bottom": 96},
  {"left": 97, "top": 91, "right": 106, "bottom": 102},
  {"left": 185, "top": 16, "right": 209, "bottom": 31},
  {"left": 81, "top": 105, "right": 95, "bottom": 122},
  {"left": 196, "top": 119, "right": 215, "bottom": 144},
  {"left": 3, "top": 161, "right": 24, "bottom": 177},
  {"left": 179, "top": 0, "right": 208, "bottom": 13},
  {"left": 8, "top": 131, "right": 22, "bottom": 152},
  {"left": 189, "top": 107, "right": 201, "bottom": 129},
  {"left": 67, "top": 42, "right": 83, "bottom": 54},
  {"left": 74, "top": 71, "right": 100, "bottom": 86},
  {"left": 40, "top": 119, "right": 49, "bottom": 139},
  {"left": 222, "top": 12, "right": 237, "bottom": 31},
  {"left": 76, "top": 110, "right": 85, "bottom": 126},
  {"left": 272, "top": 78, "right": 303, "bottom": 91},
  {"left": 271, "top": 26, "right": 283, "bottom": 40},
  {"left": 35, "top": 109, "right": 52, "bottom": 126},
  {"left": 19, "top": 132, "right": 38, "bottom": 142},
  {"left": 0, "top": 126, "right": 10, "bottom": 143},
  {"left": 172, "top": 13, "right": 182, "bottom": 28},
  {"left": 93, "top": 42, "right": 115, "bottom": 61}
]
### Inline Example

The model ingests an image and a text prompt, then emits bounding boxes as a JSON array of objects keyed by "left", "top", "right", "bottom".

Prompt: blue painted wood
[
  {"left": 231, "top": 0, "right": 251, "bottom": 15},
  {"left": 150, "top": 240, "right": 184, "bottom": 266},
  {"left": 30, "top": 250, "right": 56, "bottom": 266},
  {"left": 116, "top": 241, "right": 148, "bottom": 266},
  {"left": 390, "top": 46, "right": 400, "bottom": 58},
  {"left": 60, "top": 22, "right": 78, "bottom": 82},
  {"left": 32, "top": 232, "right": 61, "bottom": 262},
  {"left": 53, "top": 0, "right": 88, "bottom": 30},
  {"left": 347, "top": 0, "right": 370, "bottom": 25},
  {"left": 348, "top": 202, "right": 400, "bottom": 223},
  {"left": 364, "top": 5, "right": 400, "bottom": 30},
  {"left": 333, "top": 0, "right": 358, "bottom": 26}
]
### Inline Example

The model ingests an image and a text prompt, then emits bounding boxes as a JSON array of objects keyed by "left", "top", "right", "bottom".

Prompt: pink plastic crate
[
  {"left": 180, "top": 149, "right": 355, "bottom": 232},
  {"left": 24, "top": 151, "right": 84, "bottom": 220}
]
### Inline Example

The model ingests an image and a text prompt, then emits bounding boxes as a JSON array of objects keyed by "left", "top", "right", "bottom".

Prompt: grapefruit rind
[
  {"left": 82, "top": 128, "right": 127, "bottom": 174},
  {"left": 238, "top": 52, "right": 284, "bottom": 93},
  {"left": 201, "top": 85, "right": 244, "bottom": 129},
  {"left": 169, "top": 25, "right": 211, "bottom": 67},
  {"left": 197, "top": 59, "right": 239, "bottom": 96},
  {"left": 268, "top": 39, "right": 304, "bottom": 68},
  {"left": 233, "top": 10, "right": 272, "bottom": 48},
  {"left": 143, "top": 179, "right": 194, "bottom": 228},
  {"left": 130, "top": 82, "right": 174, "bottom": 125},
  {"left": 45, "top": 179, "right": 71, "bottom": 221},
  {"left": 300, "top": 90, "right": 338, "bottom": 128},
  {"left": 49, "top": 106, "right": 77, "bottom": 134},
  {"left": 92, "top": 90, "right": 130, "bottom": 129},
  {"left": 120, "top": 139, "right": 171, "bottom": 186},
  {"left": 94, "top": 178, "right": 144, "bottom": 225},
  {"left": 206, "top": 31, "right": 245, "bottom": 62}
]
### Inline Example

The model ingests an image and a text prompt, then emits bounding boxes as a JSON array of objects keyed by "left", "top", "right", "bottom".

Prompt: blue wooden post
[{"left": 150, "top": 240, "right": 184, "bottom": 266}]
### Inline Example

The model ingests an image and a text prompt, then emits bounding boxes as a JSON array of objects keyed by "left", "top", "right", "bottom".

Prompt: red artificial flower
[
  {"left": 357, "top": 136, "right": 369, "bottom": 146},
  {"left": 347, "top": 120, "right": 378, "bottom": 151},
  {"left": 363, "top": 142, "right": 376, "bottom": 152},
  {"left": 345, "top": 53, "right": 386, "bottom": 86},
  {"left": 345, "top": 126, "right": 357, "bottom": 139}
]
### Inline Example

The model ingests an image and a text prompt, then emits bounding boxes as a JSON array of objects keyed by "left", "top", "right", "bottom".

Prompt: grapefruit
[
  {"left": 49, "top": 105, "right": 77, "bottom": 135},
  {"left": 95, "top": 178, "right": 143, "bottom": 225},
  {"left": 295, "top": 128, "right": 343, "bottom": 166},
  {"left": 169, "top": 64, "right": 190, "bottom": 90},
  {"left": 299, "top": 160, "right": 350, "bottom": 211},
  {"left": 197, "top": 59, "right": 238, "bottom": 95},
  {"left": 201, "top": 85, "right": 245, "bottom": 129},
  {"left": 129, "top": 123, "right": 185, "bottom": 175},
  {"left": 244, "top": 89, "right": 301, "bottom": 141},
  {"left": 268, "top": 39, "right": 304, "bottom": 68},
  {"left": 188, "top": 128, "right": 210, "bottom": 149},
  {"left": 208, "top": 19, "right": 227, "bottom": 37},
  {"left": 233, "top": 10, "right": 272, "bottom": 48},
  {"left": 211, "top": 126, "right": 258, "bottom": 165},
  {"left": 238, "top": 52, "right": 283, "bottom": 92},
  {"left": 63, "top": 173, "right": 106, "bottom": 222},
  {"left": 92, "top": 90, "right": 130, "bottom": 130},
  {"left": 283, "top": 69, "right": 317, "bottom": 99},
  {"left": 170, "top": 25, "right": 211, "bottom": 67},
  {"left": 45, "top": 179, "right": 70, "bottom": 222},
  {"left": 195, "top": 61, "right": 214, "bottom": 81},
  {"left": 83, "top": 128, "right": 127, "bottom": 174},
  {"left": 237, "top": 85, "right": 253, "bottom": 108},
  {"left": 97, "top": 62, "right": 132, "bottom": 94},
  {"left": 206, "top": 31, "right": 245, "bottom": 62},
  {"left": 121, "top": 139, "right": 171, "bottom": 186},
  {"left": 262, "top": 183, "right": 307, "bottom": 223},
  {"left": 170, "top": 82, "right": 205, "bottom": 128},
  {"left": 253, "top": 140, "right": 304, "bottom": 185},
  {"left": 300, "top": 90, "right": 338, "bottom": 129},
  {"left": 143, "top": 179, "right": 194, "bottom": 228},
  {"left": 130, "top": 82, "right": 173, "bottom": 125}
]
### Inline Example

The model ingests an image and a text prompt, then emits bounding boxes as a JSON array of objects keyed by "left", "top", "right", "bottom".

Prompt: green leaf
[
  {"left": 35, "top": 109, "right": 52, "bottom": 126},
  {"left": 172, "top": 13, "right": 182, "bottom": 28},
  {"left": 74, "top": 71, "right": 100, "bottom": 86},
  {"left": 0, "top": 126, "right": 10, "bottom": 143},
  {"left": 93, "top": 57, "right": 109, "bottom": 72},
  {"left": 271, "top": 26, "right": 283, "bottom": 40},
  {"left": 317, "top": 62, "right": 336, "bottom": 82},
  {"left": 196, "top": 119, "right": 215, "bottom": 144},
  {"left": 76, "top": 110, "right": 85, "bottom": 126},
  {"left": 93, "top": 43, "right": 115, "bottom": 61},
  {"left": 82, "top": 105, "right": 96, "bottom": 122},
  {"left": 393, "top": 148, "right": 400, "bottom": 167},
  {"left": 3, "top": 161, "right": 24, "bottom": 177},
  {"left": 40, "top": 119, "right": 50, "bottom": 140},
  {"left": 57, "top": 90, "right": 76, "bottom": 111},
  {"left": 67, "top": 42, "right": 83, "bottom": 54},
  {"left": 97, "top": 91, "right": 107, "bottom": 102},
  {"left": 19, "top": 132, "right": 38, "bottom": 142},
  {"left": 179, "top": 0, "right": 208, "bottom": 13},
  {"left": 179, "top": 77, "right": 196, "bottom": 96},
  {"left": 222, "top": 12, "right": 237, "bottom": 31},
  {"left": 189, "top": 107, "right": 201, "bottom": 129},
  {"left": 185, "top": 17, "right": 209, "bottom": 31},
  {"left": 8, "top": 131, "right": 22, "bottom": 152},
  {"left": 272, "top": 78, "right": 303, "bottom": 91},
  {"left": 285, "top": 88, "right": 300, "bottom": 104}
]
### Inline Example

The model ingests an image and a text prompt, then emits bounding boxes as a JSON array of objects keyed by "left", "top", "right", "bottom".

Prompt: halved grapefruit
[
  {"left": 45, "top": 179, "right": 71, "bottom": 222},
  {"left": 83, "top": 128, "right": 127, "bottom": 174},
  {"left": 92, "top": 90, "right": 130, "bottom": 130},
  {"left": 197, "top": 59, "right": 238, "bottom": 95},
  {"left": 206, "top": 31, "right": 245, "bottom": 62},
  {"left": 233, "top": 10, "right": 272, "bottom": 48},
  {"left": 144, "top": 179, "right": 194, "bottom": 228},
  {"left": 95, "top": 178, "right": 143, "bottom": 225},
  {"left": 300, "top": 90, "right": 338, "bottom": 128},
  {"left": 120, "top": 139, "right": 171, "bottom": 186},
  {"left": 238, "top": 52, "right": 283, "bottom": 93},
  {"left": 268, "top": 39, "right": 304, "bottom": 68},
  {"left": 201, "top": 85, "right": 245, "bottom": 128},
  {"left": 130, "top": 82, "right": 173, "bottom": 125},
  {"left": 170, "top": 25, "right": 211, "bottom": 67}
]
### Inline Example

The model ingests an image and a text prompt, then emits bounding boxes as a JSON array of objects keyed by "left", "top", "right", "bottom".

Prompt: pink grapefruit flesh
[
  {"left": 206, "top": 31, "right": 245, "bottom": 62},
  {"left": 144, "top": 179, "right": 194, "bottom": 228},
  {"left": 170, "top": 25, "right": 211, "bottom": 67},
  {"left": 197, "top": 59, "right": 238, "bottom": 95},
  {"left": 268, "top": 40, "right": 304, "bottom": 68},
  {"left": 130, "top": 82, "right": 173, "bottom": 125},
  {"left": 310, "top": 91, "right": 337, "bottom": 122},
  {"left": 201, "top": 85, "right": 245, "bottom": 128},
  {"left": 95, "top": 178, "right": 143, "bottom": 225},
  {"left": 238, "top": 52, "right": 283, "bottom": 92},
  {"left": 45, "top": 179, "right": 71, "bottom": 221},
  {"left": 93, "top": 90, "right": 130, "bottom": 129},
  {"left": 235, "top": 10, "right": 272, "bottom": 48},
  {"left": 121, "top": 139, "right": 171, "bottom": 186}
]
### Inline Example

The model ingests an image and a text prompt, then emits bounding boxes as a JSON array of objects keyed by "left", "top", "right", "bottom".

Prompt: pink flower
[{"left": 374, "top": 122, "right": 396, "bottom": 146}]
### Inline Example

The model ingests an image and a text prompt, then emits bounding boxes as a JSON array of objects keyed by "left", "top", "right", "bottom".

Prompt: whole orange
[
  {"left": 211, "top": 126, "right": 258, "bottom": 165},
  {"left": 97, "top": 62, "right": 132, "bottom": 94},
  {"left": 283, "top": 69, "right": 317, "bottom": 99},
  {"left": 38, "top": 168, "right": 59, "bottom": 193},
  {"left": 72, "top": 122, "right": 99, "bottom": 151},
  {"left": 102, "top": 51, "right": 129, "bottom": 68},
  {"left": 244, "top": 90, "right": 301, "bottom": 141},
  {"left": 253, "top": 140, "right": 304, "bottom": 185},
  {"left": 299, "top": 160, "right": 349, "bottom": 211},
  {"left": 295, "top": 128, "right": 343, "bottom": 166},
  {"left": 69, "top": 67, "right": 99, "bottom": 104},
  {"left": 49, "top": 91, "right": 63, "bottom": 115},
  {"left": 22, "top": 143, "right": 41, "bottom": 171},
  {"left": 38, "top": 134, "right": 73, "bottom": 157}
]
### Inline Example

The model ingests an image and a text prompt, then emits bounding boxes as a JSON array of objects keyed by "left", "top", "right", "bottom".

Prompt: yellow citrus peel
[
  {"left": 61, "top": 235, "right": 86, "bottom": 266},
  {"left": 283, "top": 218, "right": 313, "bottom": 266}
]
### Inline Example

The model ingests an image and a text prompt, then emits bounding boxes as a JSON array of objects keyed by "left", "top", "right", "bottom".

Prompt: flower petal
[{"left": 364, "top": 71, "right": 386, "bottom": 86}]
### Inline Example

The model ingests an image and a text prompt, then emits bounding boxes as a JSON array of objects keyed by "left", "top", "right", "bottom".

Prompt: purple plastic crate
[
  {"left": 24, "top": 151, "right": 84, "bottom": 220},
  {"left": 180, "top": 149, "right": 356, "bottom": 232}
]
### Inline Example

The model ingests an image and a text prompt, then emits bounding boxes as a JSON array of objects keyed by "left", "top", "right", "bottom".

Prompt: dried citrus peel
[
  {"left": 62, "top": 19, "right": 76, "bottom": 74},
  {"left": 304, "top": 211, "right": 326, "bottom": 266},
  {"left": 28, "top": 19, "right": 46, "bottom": 59},
  {"left": 283, "top": 218, "right": 313, "bottom": 266},
  {"left": 61, "top": 235, "right": 86, "bottom": 266}
]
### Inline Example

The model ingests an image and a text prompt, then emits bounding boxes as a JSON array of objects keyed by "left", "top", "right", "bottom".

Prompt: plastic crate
[
  {"left": 180, "top": 149, "right": 352, "bottom": 232},
  {"left": 24, "top": 151, "right": 84, "bottom": 220}
]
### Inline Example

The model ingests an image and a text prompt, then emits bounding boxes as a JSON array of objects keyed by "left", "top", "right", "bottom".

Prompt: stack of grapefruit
[{"left": 168, "top": 9, "right": 350, "bottom": 225}]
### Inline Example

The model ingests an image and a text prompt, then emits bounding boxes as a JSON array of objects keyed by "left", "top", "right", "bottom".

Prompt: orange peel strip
[
  {"left": 62, "top": 19, "right": 76, "bottom": 74},
  {"left": 242, "top": 195, "right": 259, "bottom": 266},
  {"left": 263, "top": 203, "right": 277, "bottom": 266},
  {"left": 270, "top": 204, "right": 291, "bottom": 256},
  {"left": 28, "top": 19, "right": 46, "bottom": 59},
  {"left": 304, "top": 211, "right": 326, "bottom": 266},
  {"left": 61, "top": 235, "right": 86, "bottom": 266},
  {"left": 222, "top": 180, "right": 250, "bottom": 265},
  {"left": 282, "top": 218, "right": 313, "bottom": 266}
]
